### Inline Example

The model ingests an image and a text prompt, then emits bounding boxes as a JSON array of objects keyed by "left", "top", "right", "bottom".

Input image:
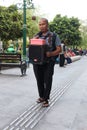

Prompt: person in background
[
  {"left": 59, "top": 40, "right": 66, "bottom": 67},
  {"left": 64, "top": 49, "right": 72, "bottom": 64},
  {"left": 32, "top": 18, "right": 61, "bottom": 107}
]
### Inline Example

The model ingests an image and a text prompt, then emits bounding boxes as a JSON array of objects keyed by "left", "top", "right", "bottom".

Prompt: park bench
[{"left": 0, "top": 53, "right": 27, "bottom": 76}]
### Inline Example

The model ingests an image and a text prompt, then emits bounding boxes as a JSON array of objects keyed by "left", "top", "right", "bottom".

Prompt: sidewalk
[{"left": 0, "top": 56, "right": 87, "bottom": 130}]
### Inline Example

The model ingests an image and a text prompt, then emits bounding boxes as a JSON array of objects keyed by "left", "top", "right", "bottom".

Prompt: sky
[{"left": 0, "top": 0, "right": 87, "bottom": 21}]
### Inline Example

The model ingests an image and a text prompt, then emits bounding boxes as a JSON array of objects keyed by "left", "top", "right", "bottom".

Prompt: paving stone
[{"left": 0, "top": 56, "right": 87, "bottom": 130}]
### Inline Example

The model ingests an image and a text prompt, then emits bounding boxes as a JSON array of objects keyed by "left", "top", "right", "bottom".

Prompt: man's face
[{"left": 39, "top": 20, "right": 48, "bottom": 32}]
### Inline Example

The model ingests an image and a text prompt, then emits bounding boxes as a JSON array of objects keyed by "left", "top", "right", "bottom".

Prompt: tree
[
  {"left": 79, "top": 20, "right": 87, "bottom": 48},
  {"left": 0, "top": 5, "right": 23, "bottom": 41},
  {"left": 0, "top": 5, "right": 40, "bottom": 48},
  {"left": 49, "top": 14, "right": 82, "bottom": 47},
  {"left": 26, "top": 10, "right": 39, "bottom": 41}
]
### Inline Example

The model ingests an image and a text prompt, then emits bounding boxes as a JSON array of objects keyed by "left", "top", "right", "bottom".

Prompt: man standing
[
  {"left": 59, "top": 40, "right": 66, "bottom": 67},
  {"left": 32, "top": 18, "right": 61, "bottom": 107}
]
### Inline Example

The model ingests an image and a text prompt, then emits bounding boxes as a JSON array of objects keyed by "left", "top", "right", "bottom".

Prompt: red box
[{"left": 30, "top": 39, "right": 46, "bottom": 45}]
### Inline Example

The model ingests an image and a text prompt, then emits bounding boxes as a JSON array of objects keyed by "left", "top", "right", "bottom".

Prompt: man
[
  {"left": 32, "top": 18, "right": 61, "bottom": 107},
  {"left": 59, "top": 40, "right": 66, "bottom": 67}
]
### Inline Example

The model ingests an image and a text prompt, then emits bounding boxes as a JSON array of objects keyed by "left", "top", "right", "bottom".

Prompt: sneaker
[
  {"left": 42, "top": 100, "right": 49, "bottom": 107},
  {"left": 36, "top": 98, "right": 44, "bottom": 103}
]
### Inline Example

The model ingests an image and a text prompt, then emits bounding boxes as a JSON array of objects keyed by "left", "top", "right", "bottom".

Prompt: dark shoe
[
  {"left": 36, "top": 98, "right": 44, "bottom": 103},
  {"left": 42, "top": 100, "right": 49, "bottom": 107}
]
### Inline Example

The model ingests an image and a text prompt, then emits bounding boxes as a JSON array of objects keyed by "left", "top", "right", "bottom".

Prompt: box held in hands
[{"left": 29, "top": 39, "right": 48, "bottom": 64}]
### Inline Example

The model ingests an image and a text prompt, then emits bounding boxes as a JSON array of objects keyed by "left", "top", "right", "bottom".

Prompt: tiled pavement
[{"left": 0, "top": 56, "right": 87, "bottom": 130}]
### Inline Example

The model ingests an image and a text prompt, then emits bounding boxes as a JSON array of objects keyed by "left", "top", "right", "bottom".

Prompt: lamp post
[
  {"left": 23, "top": 0, "right": 34, "bottom": 59},
  {"left": 23, "top": 0, "right": 26, "bottom": 57}
]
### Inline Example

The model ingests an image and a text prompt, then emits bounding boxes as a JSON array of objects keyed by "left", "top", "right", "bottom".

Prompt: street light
[
  {"left": 23, "top": 0, "right": 26, "bottom": 57},
  {"left": 23, "top": 0, "right": 34, "bottom": 59}
]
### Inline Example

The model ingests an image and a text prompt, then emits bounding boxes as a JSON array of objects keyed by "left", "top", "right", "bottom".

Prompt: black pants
[
  {"left": 59, "top": 54, "right": 65, "bottom": 67},
  {"left": 33, "top": 60, "right": 55, "bottom": 100}
]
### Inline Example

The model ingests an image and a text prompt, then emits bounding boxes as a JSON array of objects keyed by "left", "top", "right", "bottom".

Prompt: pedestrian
[
  {"left": 32, "top": 18, "right": 61, "bottom": 107},
  {"left": 59, "top": 40, "right": 66, "bottom": 67}
]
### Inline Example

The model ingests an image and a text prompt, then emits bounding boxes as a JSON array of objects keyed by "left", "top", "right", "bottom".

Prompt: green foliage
[
  {"left": 0, "top": 5, "right": 23, "bottom": 41},
  {"left": 26, "top": 9, "right": 39, "bottom": 40},
  {"left": 79, "top": 22, "right": 87, "bottom": 48},
  {"left": 1, "top": 4, "right": 84, "bottom": 50},
  {"left": 49, "top": 14, "right": 82, "bottom": 47},
  {"left": 0, "top": 5, "right": 39, "bottom": 47}
]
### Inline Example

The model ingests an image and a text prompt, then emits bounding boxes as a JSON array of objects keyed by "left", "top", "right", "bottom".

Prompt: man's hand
[{"left": 46, "top": 52, "right": 52, "bottom": 57}]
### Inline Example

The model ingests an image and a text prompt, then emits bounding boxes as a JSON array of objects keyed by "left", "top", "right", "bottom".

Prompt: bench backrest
[{"left": 0, "top": 53, "right": 21, "bottom": 61}]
